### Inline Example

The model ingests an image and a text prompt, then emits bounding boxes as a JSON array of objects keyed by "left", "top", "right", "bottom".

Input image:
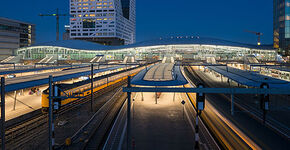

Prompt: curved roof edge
[
  {"left": 26, "top": 37, "right": 274, "bottom": 51},
  {"left": 131, "top": 65, "right": 188, "bottom": 86}
]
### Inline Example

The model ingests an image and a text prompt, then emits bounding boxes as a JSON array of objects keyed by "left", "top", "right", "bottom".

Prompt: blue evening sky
[{"left": 0, "top": 0, "right": 273, "bottom": 45}]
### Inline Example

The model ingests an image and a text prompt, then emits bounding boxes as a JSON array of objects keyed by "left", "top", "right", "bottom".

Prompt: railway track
[
  {"left": 182, "top": 67, "right": 221, "bottom": 150},
  {"left": 1, "top": 76, "right": 128, "bottom": 149},
  {"left": 0, "top": 63, "right": 152, "bottom": 149},
  {"left": 62, "top": 87, "right": 129, "bottom": 150},
  {"left": 192, "top": 66, "right": 290, "bottom": 139}
]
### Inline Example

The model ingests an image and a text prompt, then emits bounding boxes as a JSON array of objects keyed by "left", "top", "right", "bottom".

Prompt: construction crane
[
  {"left": 244, "top": 30, "right": 263, "bottom": 46},
  {"left": 39, "top": 8, "right": 69, "bottom": 41}
]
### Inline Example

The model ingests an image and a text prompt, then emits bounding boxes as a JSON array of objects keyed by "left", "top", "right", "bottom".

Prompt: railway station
[
  {"left": 2, "top": 0, "right": 290, "bottom": 149},
  {"left": 0, "top": 37, "right": 289, "bottom": 150}
]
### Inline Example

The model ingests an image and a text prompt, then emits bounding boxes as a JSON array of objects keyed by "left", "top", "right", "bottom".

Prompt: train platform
[
  {"left": 4, "top": 87, "right": 44, "bottom": 120},
  {"left": 126, "top": 91, "right": 195, "bottom": 150}
]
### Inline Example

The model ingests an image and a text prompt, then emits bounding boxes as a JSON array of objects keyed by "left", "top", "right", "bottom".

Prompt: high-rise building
[
  {"left": 0, "top": 17, "right": 35, "bottom": 56},
  {"left": 274, "top": 0, "right": 290, "bottom": 55},
  {"left": 69, "top": 0, "right": 136, "bottom": 46}
]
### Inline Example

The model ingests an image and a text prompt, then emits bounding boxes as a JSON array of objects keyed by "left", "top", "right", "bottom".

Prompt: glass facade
[
  {"left": 16, "top": 44, "right": 277, "bottom": 62},
  {"left": 274, "top": 0, "right": 290, "bottom": 55}
]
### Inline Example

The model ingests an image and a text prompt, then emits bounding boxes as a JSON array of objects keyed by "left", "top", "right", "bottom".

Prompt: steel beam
[{"left": 123, "top": 87, "right": 290, "bottom": 95}]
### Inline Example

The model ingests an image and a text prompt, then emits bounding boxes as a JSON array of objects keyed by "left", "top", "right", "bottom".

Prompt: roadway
[
  {"left": 189, "top": 66, "right": 290, "bottom": 150},
  {"left": 127, "top": 90, "right": 195, "bottom": 150}
]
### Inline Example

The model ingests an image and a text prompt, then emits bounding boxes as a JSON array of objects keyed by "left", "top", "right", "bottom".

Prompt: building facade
[
  {"left": 0, "top": 17, "right": 35, "bottom": 56},
  {"left": 274, "top": 0, "right": 290, "bottom": 55},
  {"left": 16, "top": 37, "right": 276, "bottom": 61},
  {"left": 69, "top": 0, "right": 136, "bottom": 46}
]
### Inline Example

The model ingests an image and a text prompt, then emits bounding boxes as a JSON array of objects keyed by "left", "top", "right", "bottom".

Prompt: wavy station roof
[{"left": 30, "top": 37, "right": 273, "bottom": 51}]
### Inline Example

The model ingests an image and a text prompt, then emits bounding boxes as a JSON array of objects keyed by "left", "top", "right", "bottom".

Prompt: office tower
[
  {"left": 0, "top": 17, "right": 35, "bottom": 56},
  {"left": 69, "top": 0, "right": 136, "bottom": 45}
]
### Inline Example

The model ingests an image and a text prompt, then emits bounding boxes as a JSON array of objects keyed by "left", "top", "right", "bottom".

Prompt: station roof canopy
[
  {"left": 208, "top": 66, "right": 290, "bottom": 88},
  {"left": 3, "top": 66, "right": 123, "bottom": 92},
  {"left": 31, "top": 37, "right": 273, "bottom": 51},
  {"left": 131, "top": 64, "right": 188, "bottom": 86}
]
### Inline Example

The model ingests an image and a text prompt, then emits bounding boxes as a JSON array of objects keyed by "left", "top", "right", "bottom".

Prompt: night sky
[{"left": 0, "top": 0, "right": 273, "bottom": 45}]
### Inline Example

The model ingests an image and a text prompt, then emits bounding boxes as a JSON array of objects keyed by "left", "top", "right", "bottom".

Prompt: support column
[
  {"left": 155, "top": 86, "right": 157, "bottom": 104},
  {"left": 194, "top": 111, "right": 200, "bottom": 150},
  {"left": 173, "top": 92, "right": 175, "bottom": 102},
  {"left": 13, "top": 91, "right": 17, "bottom": 110},
  {"left": 127, "top": 76, "right": 131, "bottom": 150},
  {"left": 231, "top": 94, "right": 234, "bottom": 116},
  {"left": 1, "top": 77, "right": 6, "bottom": 150},
  {"left": 48, "top": 75, "right": 53, "bottom": 150},
  {"left": 107, "top": 77, "right": 109, "bottom": 87},
  {"left": 141, "top": 92, "right": 144, "bottom": 101},
  {"left": 91, "top": 64, "right": 94, "bottom": 112}
]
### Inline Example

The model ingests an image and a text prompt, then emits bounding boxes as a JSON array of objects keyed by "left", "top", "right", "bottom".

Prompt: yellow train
[
  {"left": 184, "top": 84, "right": 197, "bottom": 108},
  {"left": 41, "top": 68, "right": 140, "bottom": 112}
]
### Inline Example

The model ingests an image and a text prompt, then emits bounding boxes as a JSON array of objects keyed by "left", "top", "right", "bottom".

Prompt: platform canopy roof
[
  {"left": 208, "top": 66, "right": 290, "bottom": 88},
  {"left": 131, "top": 64, "right": 188, "bottom": 86},
  {"left": 31, "top": 37, "right": 273, "bottom": 51}
]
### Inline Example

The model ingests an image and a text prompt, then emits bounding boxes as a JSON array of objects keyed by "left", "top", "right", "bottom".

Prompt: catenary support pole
[
  {"left": 48, "top": 75, "right": 53, "bottom": 150},
  {"left": 155, "top": 86, "right": 157, "bottom": 104},
  {"left": 91, "top": 64, "right": 94, "bottom": 112},
  {"left": 127, "top": 76, "right": 131, "bottom": 150},
  {"left": 173, "top": 92, "right": 175, "bottom": 102},
  {"left": 231, "top": 94, "right": 234, "bottom": 116},
  {"left": 1, "top": 77, "right": 6, "bottom": 150},
  {"left": 13, "top": 91, "right": 17, "bottom": 110},
  {"left": 194, "top": 111, "right": 200, "bottom": 150}
]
